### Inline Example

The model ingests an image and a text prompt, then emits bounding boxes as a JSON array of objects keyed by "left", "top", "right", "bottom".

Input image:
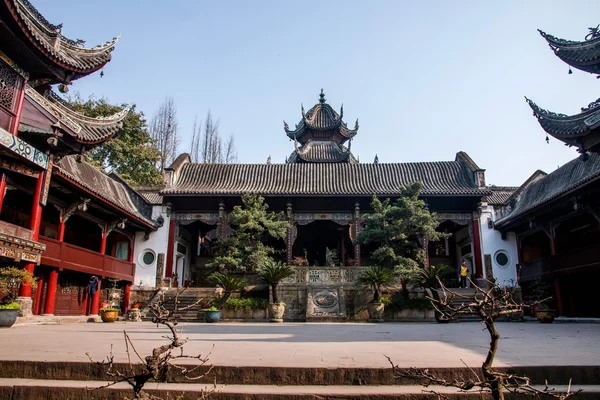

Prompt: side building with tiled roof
[
  {"left": 0, "top": 0, "right": 161, "bottom": 318},
  {"left": 504, "top": 25, "right": 600, "bottom": 319},
  {"left": 494, "top": 153, "right": 600, "bottom": 318},
  {"left": 156, "top": 91, "right": 492, "bottom": 321}
]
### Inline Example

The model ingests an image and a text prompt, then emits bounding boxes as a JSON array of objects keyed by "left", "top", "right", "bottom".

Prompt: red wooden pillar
[
  {"left": 554, "top": 279, "right": 564, "bottom": 317},
  {"left": 100, "top": 233, "right": 108, "bottom": 255},
  {"left": 33, "top": 272, "right": 45, "bottom": 315},
  {"left": 0, "top": 173, "right": 6, "bottom": 214},
  {"left": 123, "top": 283, "right": 131, "bottom": 314},
  {"left": 57, "top": 220, "right": 66, "bottom": 242},
  {"left": 471, "top": 218, "right": 484, "bottom": 278},
  {"left": 43, "top": 269, "right": 59, "bottom": 315},
  {"left": 166, "top": 219, "right": 176, "bottom": 278},
  {"left": 129, "top": 238, "right": 134, "bottom": 263},
  {"left": 19, "top": 171, "right": 45, "bottom": 297},
  {"left": 10, "top": 76, "right": 27, "bottom": 137},
  {"left": 90, "top": 279, "right": 102, "bottom": 316}
]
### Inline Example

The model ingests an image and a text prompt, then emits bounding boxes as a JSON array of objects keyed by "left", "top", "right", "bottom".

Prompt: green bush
[
  {"left": 0, "top": 302, "right": 20, "bottom": 309},
  {"left": 385, "top": 297, "right": 433, "bottom": 311},
  {"left": 224, "top": 298, "right": 268, "bottom": 311}
]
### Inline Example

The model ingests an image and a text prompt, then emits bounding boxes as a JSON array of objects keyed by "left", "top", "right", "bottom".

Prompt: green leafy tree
[
  {"left": 208, "top": 194, "right": 289, "bottom": 272},
  {"left": 67, "top": 95, "right": 163, "bottom": 186},
  {"left": 357, "top": 182, "right": 450, "bottom": 300}
]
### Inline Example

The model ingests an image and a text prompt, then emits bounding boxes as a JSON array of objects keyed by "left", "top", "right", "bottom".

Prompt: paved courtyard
[{"left": 2, "top": 321, "right": 598, "bottom": 369}]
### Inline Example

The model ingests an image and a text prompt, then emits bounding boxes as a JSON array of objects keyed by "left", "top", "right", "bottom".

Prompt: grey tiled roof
[
  {"left": 485, "top": 186, "right": 518, "bottom": 205},
  {"left": 25, "top": 88, "right": 129, "bottom": 144},
  {"left": 136, "top": 189, "right": 163, "bottom": 205},
  {"left": 525, "top": 97, "right": 600, "bottom": 140},
  {"left": 163, "top": 161, "right": 488, "bottom": 196},
  {"left": 284, "top": 91, "right": 358, "bottom": 143},
  {"left": 55, "top": 156, "right": 154, "bottom": 227},
  {"left": 288, "top": 141, "right": 357, "bottom": 164},
  {"left": 496, "top": 153, "right": 600, "bottom": 226},
  {"left": 7, "top": 0, "right": 118, "bottom": 73},
  {"left": 539, "top": 29, "right": 600, "bottom": 75}
]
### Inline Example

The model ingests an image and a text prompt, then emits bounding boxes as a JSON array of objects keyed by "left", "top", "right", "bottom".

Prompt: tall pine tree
[{"left": 357, "top": 182, "right": 450, "bottom": 299}]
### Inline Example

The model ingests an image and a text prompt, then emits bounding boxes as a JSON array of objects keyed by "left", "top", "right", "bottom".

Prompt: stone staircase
[
  {"left": 438, "top": 288, "right": 484, "bottom": 322},
  {"left": 145, "top": 287, "right": 216, "bottom": 322}
]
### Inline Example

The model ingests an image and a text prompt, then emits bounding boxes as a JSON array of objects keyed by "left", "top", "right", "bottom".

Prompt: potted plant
[
  {"left": 355, "top": 266, "right": 396, "bottom": 322},
  {"left": 527, "top": 278, "right": 555, "bottom": 323},
  {"left": 415, "top": 264, "right": 453, "bottom": 323},
  {"left": 99, "top": 307, "right": 119, "bottom": 323},
  {"left": 0, "top": 267, "right": 35, "bottom": 328},
  {"left": 259, "top": 259, "right": 294, "bottom": 322},
  {"left": 204, "top": 306, "right": 221, "bottom": 323}
]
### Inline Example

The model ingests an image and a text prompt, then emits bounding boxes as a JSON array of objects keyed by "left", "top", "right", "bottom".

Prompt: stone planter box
[
  {"left": 221, "top": 308, "right": 268, "bottom": 321},
  {"left": 384, "top": 308, "right": 435, "bottom": 322}
]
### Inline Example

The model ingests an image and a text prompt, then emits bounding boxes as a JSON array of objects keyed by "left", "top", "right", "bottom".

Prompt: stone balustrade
[{"left": 281, "top": 266, "right": 367, "bottom": 286}]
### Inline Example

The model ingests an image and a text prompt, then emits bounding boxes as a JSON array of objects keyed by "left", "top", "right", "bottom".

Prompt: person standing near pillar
[{"left": 460, "top": 261, "right": 468, "bottom": 288}]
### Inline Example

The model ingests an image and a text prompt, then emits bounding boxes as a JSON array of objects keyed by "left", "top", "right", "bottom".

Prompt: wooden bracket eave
[
  {"left": 99, "top": 218, "right": 127, "bottom": 237},
  {"left": 55, "top": 198, "right": 90, "bottom": 223}
]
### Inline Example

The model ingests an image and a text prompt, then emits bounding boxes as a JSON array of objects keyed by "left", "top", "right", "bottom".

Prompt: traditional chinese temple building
[
  {"left": 0, "top": 0, "right": 156, "bottom": 316},
  {"left": 494, "top": 26, "right": 600, "bottom": 317},
  {"left": 156, "top": 91, "right": 491, "bottom": 320}
]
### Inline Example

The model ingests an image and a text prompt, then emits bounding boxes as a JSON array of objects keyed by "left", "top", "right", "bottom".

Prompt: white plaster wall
[
  {"left": 479, "top": 205, "right": 519, "bottom": 287},
  {"left": 133, "top": 205, "right": 170, "bottom": 288}
]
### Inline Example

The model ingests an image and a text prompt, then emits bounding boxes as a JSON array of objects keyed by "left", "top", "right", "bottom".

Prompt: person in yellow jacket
[{"left": 460, "top": 261, "right": 468, "bottom": 288}]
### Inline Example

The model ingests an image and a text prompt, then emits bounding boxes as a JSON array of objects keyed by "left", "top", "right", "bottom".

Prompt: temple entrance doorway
[{"left": 293, "top": 220, "right": 353, "bottom": 266}]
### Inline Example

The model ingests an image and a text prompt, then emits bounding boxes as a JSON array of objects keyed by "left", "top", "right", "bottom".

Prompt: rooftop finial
[
  {"left": 319, "top": 88, "right": 326, "bottom": 104},
  {"left": 374, "top": 154, "right": 379, "bottom": 165}
]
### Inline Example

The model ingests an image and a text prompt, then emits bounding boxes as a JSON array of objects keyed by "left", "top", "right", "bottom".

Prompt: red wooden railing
[{"left": 39, "top": 236, "right": 134, "bottom": 282}]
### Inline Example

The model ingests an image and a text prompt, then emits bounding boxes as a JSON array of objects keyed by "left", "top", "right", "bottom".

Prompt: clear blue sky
[{"left": 39, "top": 0, "right": 600, "bottom": 186}]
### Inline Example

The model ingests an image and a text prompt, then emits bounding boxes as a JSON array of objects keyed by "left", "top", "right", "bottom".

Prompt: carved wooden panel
[{"left": 0, "top": 61, "right": 19, "bottom": 113}]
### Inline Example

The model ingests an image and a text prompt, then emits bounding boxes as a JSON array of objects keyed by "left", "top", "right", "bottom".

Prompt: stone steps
[
  {"left": 0, "top": 379, "right": 597, "bottom": 399},
  {"left": 0, "top": 361, "right": 597, "bottom": 386},
  {"left": 0, "top": 360, "right": 596, "bottom": 399}
]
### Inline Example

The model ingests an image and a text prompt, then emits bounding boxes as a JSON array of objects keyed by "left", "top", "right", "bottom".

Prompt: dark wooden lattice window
[{"left": 0, "top": 61, "right": 19, "bottom": 113}]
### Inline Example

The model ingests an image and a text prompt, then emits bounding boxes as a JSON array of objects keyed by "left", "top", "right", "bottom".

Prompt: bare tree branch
[{"left": 392, "top": 278, "right": 581, "bottom": 400}]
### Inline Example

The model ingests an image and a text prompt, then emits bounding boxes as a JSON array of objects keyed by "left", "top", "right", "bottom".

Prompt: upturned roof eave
[{"left": 5, "top": 0, "right": 119, "bottom": 77}]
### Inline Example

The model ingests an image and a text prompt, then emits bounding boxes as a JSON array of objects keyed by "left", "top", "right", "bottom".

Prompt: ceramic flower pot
[
  {"left": 100, "top": 310, "right": 119, "bottom": 323},
  {"left": 0, "top": 309, "right": 19, "bottom": 328},
  {"left": 367, "top": 303, "right": 384, "bottom": 322},
  {"left": 204, "top": 310, "right": 221, "bottom": 323},
  {"left": 268, "top": 303, "right": 285, "bottom": 322},
  {"left": 536, "top": 309, "right": 555, "bottom": 324}
]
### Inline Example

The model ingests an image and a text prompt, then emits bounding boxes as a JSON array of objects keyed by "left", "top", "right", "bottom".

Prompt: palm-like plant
[
  {"left": 208, "top": 272, "right": 248, "bottom": 309},
  {"left": 414, "top": 265, "right": 452, "bottom": 300},
  {"left": 355, "top": 266, "right": 396, "bottom": 303},
  {"left": 258, "top": 260, "right": 294, "bottom": 304}
]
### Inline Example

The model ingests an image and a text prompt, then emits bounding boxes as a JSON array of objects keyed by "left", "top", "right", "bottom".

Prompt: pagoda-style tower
[
  {"left": 526, "top": 26, "right": 600, "bottom": 155},
  {"left": 284, "top": 89, "right": 359, "bottom": 163}
]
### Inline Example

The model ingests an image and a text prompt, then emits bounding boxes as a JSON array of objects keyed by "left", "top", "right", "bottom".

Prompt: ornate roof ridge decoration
[
  {"left": 525, "top": 97, "right": 569, "bottom": 119},
  {"left": 7, "top": 0, "right": 120, "bottom": 76},
  {"left": 25, "top": 86, "right": 130, "bottom": 143},
  {"left": 539, "top": 26, "right": 600, "bottom": 48},
  {"left": 284, "top": 89, "right": 359, "bottom": 141}
]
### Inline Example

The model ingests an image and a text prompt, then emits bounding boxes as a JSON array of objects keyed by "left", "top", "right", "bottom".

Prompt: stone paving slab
[{"left": 1, "top": 321, "right": 599, "bottom": 369}]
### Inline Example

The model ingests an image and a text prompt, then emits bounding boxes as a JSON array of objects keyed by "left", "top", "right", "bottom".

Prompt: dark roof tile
[{"left": 163, "top": 161, "right": 488, "bottom": 197}]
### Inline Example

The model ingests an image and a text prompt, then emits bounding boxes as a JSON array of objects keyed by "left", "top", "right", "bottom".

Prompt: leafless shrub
[
  {"left": 388, "top": 278, "right": 581, "bottom": 400},
  {"left": 88, "top": 289, "right": 216, "bottom": 399}
]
